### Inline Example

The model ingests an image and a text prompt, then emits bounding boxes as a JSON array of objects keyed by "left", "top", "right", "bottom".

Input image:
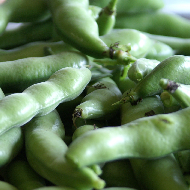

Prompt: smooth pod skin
[
  {"left": 121, "top": 95, "right": 164, "bottom": 125},
  {"left": 96, "top": 0, "right": 118, "bottom": 36},
  {"left": 160, "top": 78, "right": 190, "bottom": 108},
  {"left": 65, "top": 106, "right": 190, "bottom": 168},
  {"left": 118, "top": 55, "right": 190, "bottom": 104},
  {"left": 0, "top": 51, "right": 88, "bottom": 93},
  {"left": 0, "top": 127, "right": 24, "bottom": 168},
  {"left": 46, "top": 0, "right": 110, "bottom": 59},
  {"left": 0, "top": 67, "right": 91, "bottom": 135},
  {"left": 0, "top": 41, "right": 75, "bottom": 62},
  {"left": 145, "top": 40, "right": 174, "bottom": 61},
  {"left": 0, "top": 0, "right": 50, "bottom": 34},
  {"left": 73, "top": 77, "right": 122, "bottom": 121},
  {"left": 5, "top": 159, "right": 46, "bottom": 190},
  {"left": 89, "top": 0, "right": 164, "bottom": 14},
  {"left": 100, "top": 29, "right": 153, "bottom": 59},
  {"left": 0, "top": 181, "right": 18, "bottom": 190},
  {"left": 0, "top": 90, "right": 23, "bottom": 168},
  {"left": 130, "top": 154, "right": 189, "bottom": 190},
  {"left": 100, "top": 159, "right": 140, "bottom": 189},
  {"left": 0, "top": 19, "right": 53, "bottom": 50},
  {"left": 144, "top": 32, "right": 190, "bottom": 56},
  {"left": 24, "top": 110, "right": 105, "bottom": 190},
  {"left": 127, "top": 58, "right": 160, "bottom": 83},
  {"left": 33, "top": 187, "right": 76, "bottom": 190},
  {"left": 115, "top": 11, "right": 190, "bottom": 38}
]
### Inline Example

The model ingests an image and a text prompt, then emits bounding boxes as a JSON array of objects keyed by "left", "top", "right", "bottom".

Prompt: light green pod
[
  {"left": 0, "top": 67, "right": 91, "bottom": 135},
  {"left": 100, "top": 29, "right": 153, "bottom": 59},
  {"left": 0, "top": 51, "right": 88, "bottom": 93},
  {"left": 145, "top": 40, "right": 174, "bottom": 61},
  {"left": 130, "top": 154, "right": 188, "bottom": 190},
  {"left": 0, "top": 19, "right": 53, "bottom": 49},
  {"left": 100, "top": 159, "right": 140, "bottom": 189},
  {"left": 121, "top": 95, "right": 164, "bottom": 125},
  {"left": 0, "top": 0, "right": 50, "bottom": 34},
  {"left": 0, "top": 181, "right": 18, "bottom": 190},
  {"left": 24, "top": 110, "right": 105, "bottom": 190},
  {"left": 5, "top": 159, "right": 46, "bottom": 190},
  {"left": 65, "top": 106, "right": 190, "bottom": 168},
  {"left": 127, "top": 58, "right": 160, "bottom": 83},
  {"left": 96, "top": 0, "right": 118, "bottom": 36},
  {"left": 89, "top": 0, "right": 164, "bottom": 14},
  {"left": 145, "top": 32, "right": 190, "bottom": 56},
  {"left": 0, "top": 41, "right": 75, "bottom": 62},
  {"left": 117, "top": 55, "right": 190, "bottom": 105},
  {"left": 73, "top": 77, "right": 122, "bottom": 121},
  {"left": 160, "top": 78, "right": 190, "bottom": 108}
]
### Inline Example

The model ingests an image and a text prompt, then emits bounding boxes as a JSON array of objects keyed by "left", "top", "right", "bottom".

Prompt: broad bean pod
[
  {"left": 89, "top": 0, "right": 164, "bottom": 14},
  {"left": 0, "top": 90, "right": 23, "bottom": 168},
  {"left": 0, "top": 180, "right": 18, "bottom": 190},
  {"left": 0, "top": 0, "right": 50, "bottom": 34},
  {"left": 100, "top": 159, "right": 140, "bottom": 189},
  {"left": 0, "top": 41, "right": 75, "bottom": 62},
  {"left": 0, "top": 19, "right": 53, "bottom": 50},
  {"left": 127, "top": 58, "right": 160, "bottom": 83},
  {"left": 145, "top": 40, "right": 174, "bottom": 61},
  {"left": 96, "top": 0, "right": 118, "bottom": 36},
  {"left": 117, "top": 55, "right": 190, "bottom": 105},
  {"left": 0, "top": 67, "right": 91, "bottom": 135},
  {"left": 130, "top": 154, "right": 188, "bottom": 190},
  {"left": 121, "top": 95, "right": 164, "bottom": 125},
  {"left": 72, "top": 77, "right": 122, "bottom": 121},
  {"left": 144, "top": 32, "right": 190, "bottom": 56},
  {"left": 24, "top": 110, "right": 105, "bottom": 190},
  {"left": 160, "top": 78, "right": 190, "bottom": 108},
  {"left": 65, "top": 105, "right": 190, "bottom": 167},
  {"left": 115, "top": 11, "right": 190, "bottom": 38},
  {"left": 0, "top": 51, "right": 88, "bottom": 93},
  {"left": 5, "top": 159, "right": 46, "bottom": 190},
  {"left": 120, "top": 89, "right": 187, "bottom": 190}
]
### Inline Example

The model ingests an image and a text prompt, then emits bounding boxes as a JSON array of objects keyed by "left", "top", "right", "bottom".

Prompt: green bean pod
[
  {"left": 46, "top": 0, "right": 110, "bottom": 59},
  {"left": 117, "top": 55, "right": 190, "bottom": 105},
  {"left": 99, "top": 29, "right": 153, "bottom": 59},
  {"left": 89, "top": 0, "right": 164, "bottom": 14},
  {"left": 0, "top": 90, "right": 24, "bottom": 167},
  {"left": 0, "top": 51, "right": 88, "bottom": 93},
  {"left": 145, "top": 40, "right": 174, "bottom": 61},
  {"left": 100, "top": 159, "right": 140, "bottom": 189},
  {"left": 96, "top": 0, "right": 118, "bottom": 36},
  {"left": 145, "top": 32, "right": 190, "bottom": 56},
  {"left": 0, "top": 181, "right": 18, "bottom": 190},
  {"left": 24, "top": 110, "right": 105, "bottom": 190},
  {"left": 65, "top": 105, "right": 190, "bottom": 168},
  {"left": 160, "top": 91, "right": 181, "bottom": 113},
  {"left": 160, "top": 79, "right": 190, "bottom": 108},
  {"left": 5, "top": 159, "right": 46, "bottom": 190},
  {"left": 72, "top": 77, "right": 122, "bottom": 121},
  {"left": 121, "top": 95, "right": 164, "bottom": 124},
  {"left": 130, "top": 154, "right": 188, "bottom": 190},
  {"left": 0, "top": 67, "right": 91, "bottom": 135},
  {"left": 0, "top": 41, "right": 75, "bottom": 62},
  {"left": 127, "top": 58, "right": 160, "bottom": 83},
  {"left": 0, "top": 0, "right": 50, "bottom": 34},
  {"left": 0, "top": 19, "right": 53, "bottom": 50},
  {"left": 115, "top": 11, "right": 190, "bottom": 38}
]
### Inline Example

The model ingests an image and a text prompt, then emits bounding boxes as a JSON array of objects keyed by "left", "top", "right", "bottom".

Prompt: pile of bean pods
[{"left": 1, "top": 0, "right": 190, "bottom": 190}]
